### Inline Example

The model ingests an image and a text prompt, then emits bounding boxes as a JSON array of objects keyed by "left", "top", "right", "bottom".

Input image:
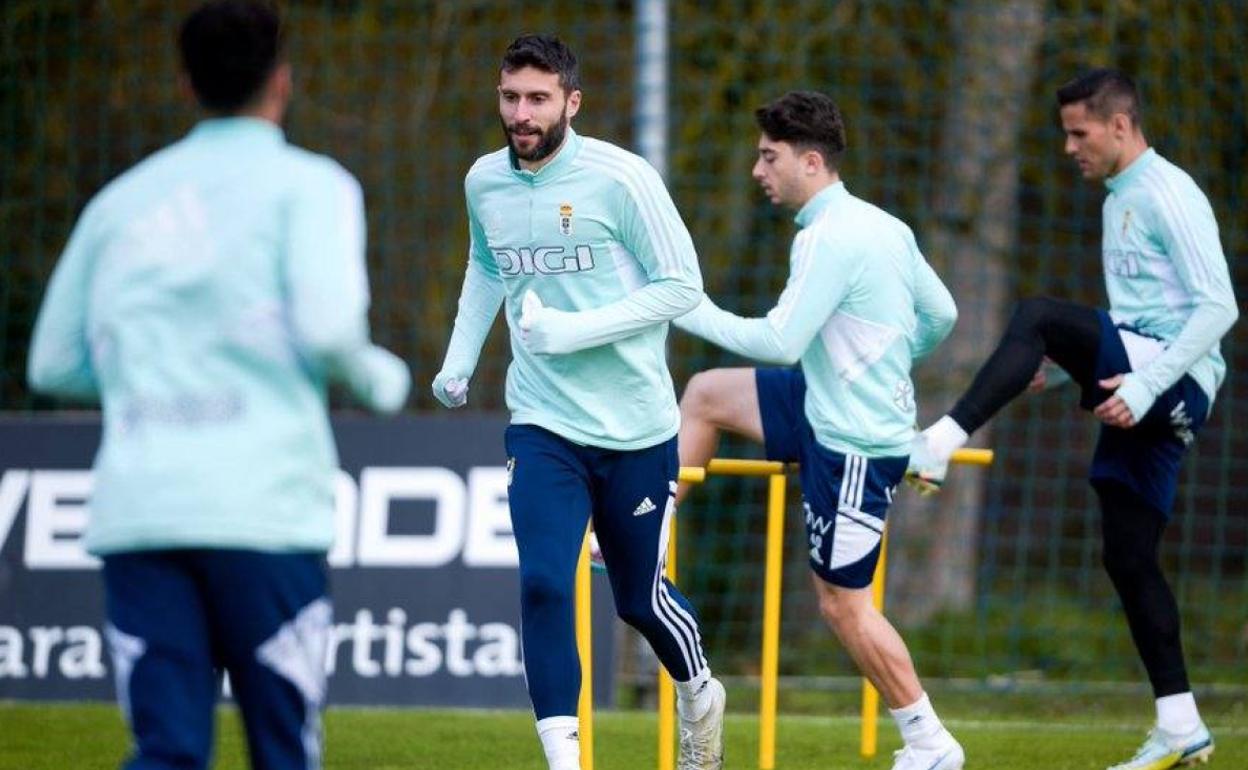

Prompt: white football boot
[
  {"left": 1107, "top": 723, "right": 1214, "bottom": 770},
  {"left": 677, "top": 677, "right": 725, "bottom": 770},
  {"left": 891, "top": 729, "right": 964, "bottom": 770}
]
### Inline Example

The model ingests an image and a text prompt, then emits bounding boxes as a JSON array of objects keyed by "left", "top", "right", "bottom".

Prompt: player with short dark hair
[
  {"left": 908, "top": 67, "right": 1235, "bottom": 770},
  {"left": 27, "top": 2, "right": 409, "bottom": 768},
  {"left": 432, "top": 33, "right": 724, "bottom": 770},
  {"left": 753, "top": 89, "right": 846, "bottom": 164},
  {"left": 179, "top": 0, "right": 284, "bottom": 113},
  {"left": 1056, "top": 67, "right": 1141, "bottom": 127},
  {"left": 674, "top": 90, "right": 964, "bottom": 770},
  {"left": 501, "top": 33, "right": 582, "bottom": 93}
]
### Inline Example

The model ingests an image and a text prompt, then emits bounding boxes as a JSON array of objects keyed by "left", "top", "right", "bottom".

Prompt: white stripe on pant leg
[
  {"left": 657, "top": 490, "right": 708, "bottom": 672},
  {"left": 838, "top": 456, "right": 854, "bottom": 510},
  {"left": 104, "top": 624, "right": 146, "bottom": 729},
  {"left": 658, "top": 581, "right": 707, "bottom": 672},
  {"left": 256, "top": 597, "right": 333, "bottom": 770},
  {"left": 652, "top": 566, "right": 700, "bottom": 676},
  {"left": 656, "top": 492, "right": 708, "bottom": 674},
  {"left": 842, "top": 456, "right": 857, "bottom": 510},
  {"left": 853, "top": 455, "right": 867, "bottom": 511},
  {"left": 841, "top": 454, "right": 865, "bottom": 513},
  {"left": 648, "top": 496, "right": 698, "bottom": 677}
]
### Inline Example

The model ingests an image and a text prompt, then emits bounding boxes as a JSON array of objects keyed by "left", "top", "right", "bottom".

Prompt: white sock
[
  {"left": 890, "top": 692, "right": 947, "bottom": 749},
  {"left": 1156, "top": 692, "right": 1201, "bottom": 735},
  {"left": 676, "top": 669, "right": 713, "bottom": 720},
  {"left": 923, "top": 416, "right": 969, "bottom": 461},
  {"left": 536, "top": 716, "right": 580, "bottom": 769}
]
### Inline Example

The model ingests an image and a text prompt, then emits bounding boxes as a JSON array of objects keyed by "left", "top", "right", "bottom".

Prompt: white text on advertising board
[{"left": 0, "top": 467, "right": 518, "bottom": 570}]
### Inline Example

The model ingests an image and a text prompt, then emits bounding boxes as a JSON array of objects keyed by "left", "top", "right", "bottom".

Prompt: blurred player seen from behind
[{"left": 26, "top": 1, "right": 410, "bottom": 767}]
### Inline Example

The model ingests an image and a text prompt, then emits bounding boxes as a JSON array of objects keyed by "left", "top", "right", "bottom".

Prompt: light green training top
[
  {"left": 27, "top": 117, "right": 409, "bottom": 555},
  {"left": 438, "top": 128, "right": 703, "bottom": 450},
  {"left": 1100, "top": 148, "right": 1237, "bottom": 420},
  {"left": 677, "top": 182, "right": 957, "bottom": 457}
]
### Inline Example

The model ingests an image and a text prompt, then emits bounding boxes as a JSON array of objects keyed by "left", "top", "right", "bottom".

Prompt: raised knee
[
  {"left": 1009, "top": 296, "right": 1059, "bottom": 331},
  {"left": 680, "top": 371, "right": 721, "bottom": 419}
]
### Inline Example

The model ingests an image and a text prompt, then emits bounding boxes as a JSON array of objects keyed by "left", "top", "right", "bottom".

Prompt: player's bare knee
[
  {"left": 815, "top": 585, "right": 862, "bottom": 629},
  {"left": 813, "top": 581, "right": 873, "bottom": 631},
  {"left": 682, "top": 369, "right": 743, "bottom": 425},
  {"left": 680, "top": 370, "right": 719, "bottom": 419}
]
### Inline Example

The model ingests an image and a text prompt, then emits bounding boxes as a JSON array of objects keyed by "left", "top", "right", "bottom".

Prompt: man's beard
[{"left": 503, "top": 107, "right": 569, "bottom": 163}]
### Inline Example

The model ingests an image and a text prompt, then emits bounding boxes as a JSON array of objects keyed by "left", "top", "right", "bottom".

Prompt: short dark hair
[
  {"left": 501, "top": 34, "right": 580, "bottom": 93},
  {"left": 1056, "top": 68, "right": 1141, "bottom": 127},
  {"left": 179, "top": 0, "right": 284, "bottom": 113},
  {"left": 755, "top": 91, "right": 846, "bottom": 167}
]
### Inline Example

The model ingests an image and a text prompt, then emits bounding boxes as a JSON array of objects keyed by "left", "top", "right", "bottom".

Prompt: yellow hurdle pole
[
  {"left": 678, "top": 466, "right": 708, "bottom": 484},
  {"left": 577, "top": 530, "right": 594, "bottom": 770},
  {"left": 706, "top": 458, "right": 786, "bottom": 476},
  {"left": 703, "top": 450, "right": 992, "bottom": 477},
  {"left": 951, "top": 447, "right": 994, "bottom": 466},
  {"left": 859, "top": 528, "right": 889, "bottom": 758},
  {"left": 657, "top": 516, "right": 678, "bottom": 770},
  {"left": 759, "top": 472, "right": 787, "bottom": 770}
]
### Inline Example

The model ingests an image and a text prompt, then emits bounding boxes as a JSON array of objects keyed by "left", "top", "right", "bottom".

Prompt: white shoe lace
[
  {"left": 678, "top": 727, "right": 713, "bottom": 768},
  {"left": 1132, "top": 729, "right": 1164, "bottom": 759},
  {"left": 1107, "top": 729, "right": 1169, "bottom": 769}
]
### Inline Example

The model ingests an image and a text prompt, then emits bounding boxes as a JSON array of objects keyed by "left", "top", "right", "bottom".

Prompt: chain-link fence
[{"left": 2, "top": 0, "right": 1244, "bottom": 692}]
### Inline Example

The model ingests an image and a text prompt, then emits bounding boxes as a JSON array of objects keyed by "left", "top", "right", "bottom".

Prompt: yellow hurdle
[
  {"left": 758, "top": 473, "right": 787, "bottom": 769},
  {"left": 859, "top": 529, "right": 889, "bottom": 758},
  {"left": 657, "top": 511, "right": 678, "bottom": 770},
  {"left": 577, "top": 448, "right": 994, "bottom": 770},
  {"left": 658, "top": 461, "right": 789, "bottom": 769},
  {"left": 577, "top": 529, "right": 594, "bottom": 770}
]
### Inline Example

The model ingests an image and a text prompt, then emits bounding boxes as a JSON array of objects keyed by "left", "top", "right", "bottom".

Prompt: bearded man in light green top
[
  {"left": 674, "top": 90, "right": 963, "bottom": 770},
  {"left": 432, "top": 34, "right": 723, "bottom": 770}
]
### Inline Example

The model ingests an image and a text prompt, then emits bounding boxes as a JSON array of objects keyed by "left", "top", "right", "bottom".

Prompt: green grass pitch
[{"left": 1, "top": 697, "right": 1244, "bottom": 769}]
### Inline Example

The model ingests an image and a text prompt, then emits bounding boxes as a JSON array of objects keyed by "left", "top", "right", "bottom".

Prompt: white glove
[
  {"left": 518, "top": 289, "right": 573, "bottom": 355},
  {"left": 519, "top": 289, "right": 542, "bottom": 331},
  {"left": 432, "top": 370, "right": 469, "bottom": 408}
]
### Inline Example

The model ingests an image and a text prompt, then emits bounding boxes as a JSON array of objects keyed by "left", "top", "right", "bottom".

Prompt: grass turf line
[{"left": 0, "top": 703, "right": 1244, "bottom": 769}]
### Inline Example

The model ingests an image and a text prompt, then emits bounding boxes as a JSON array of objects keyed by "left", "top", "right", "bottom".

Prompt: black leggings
[
  {"left": 1097, "top": 480, "right": 1191, "bottom": 696},
  {"left": 952, "top": 297, "right": 1189, "bottom": 695},
  {"left": 949, "top": 296, "right": 1105, "bottom": 434}
]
